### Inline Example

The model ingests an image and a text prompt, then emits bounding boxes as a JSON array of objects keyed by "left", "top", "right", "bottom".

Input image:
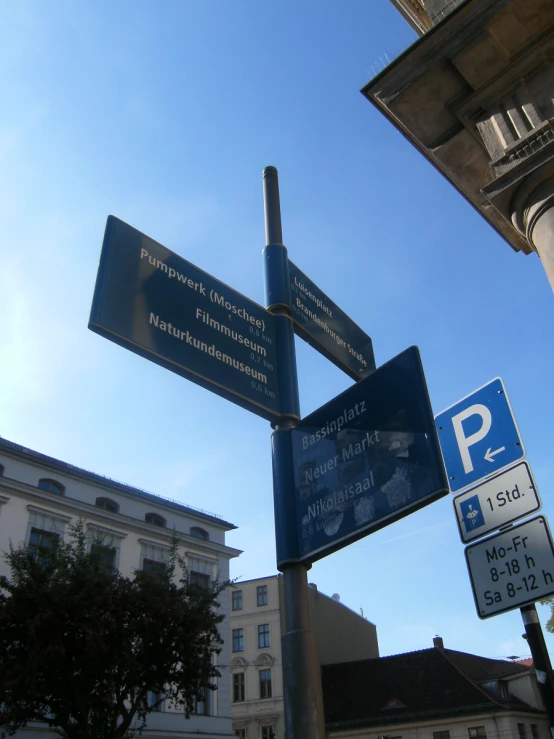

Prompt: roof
[
  {"left": 361, "top": 0, "right": 542, "bottom": 258},
  {"left": 0, "top": 437, "right": 236, "bottom": 530},
  {"left": 445, "top": 649, "right": 530, "bottom": 682},
  {"left": 235, "top": 574, "right": 280, "bottom": 585},
  {"left": 323, "top": 646, "right": 542, "bottom": 731}
]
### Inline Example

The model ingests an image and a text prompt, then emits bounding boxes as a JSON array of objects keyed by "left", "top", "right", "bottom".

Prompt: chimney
[{"left": 433, "top": 636, "right": 444, "bottom": 650}]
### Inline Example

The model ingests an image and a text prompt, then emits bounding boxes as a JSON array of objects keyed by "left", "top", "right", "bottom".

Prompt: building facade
[
  {"left": 229, "top": 575, "right": 379, "bottom": 739},
  {"left": 0, "top": 437, "right": 241, "bottom": 739},
  {"left": 323, "top": 636, "right": 548, "bottom": 739},
  {"left": 364, "top": 0, "right": 554, "bottom": 291}
]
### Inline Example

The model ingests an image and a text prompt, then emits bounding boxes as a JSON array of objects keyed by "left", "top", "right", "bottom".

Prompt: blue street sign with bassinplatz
[
  {"left": 435, "top": 378, "right": 525, "bottom": 493},
  {"left": 89, "top": 216, "right": 281, "bottom": 421},
  {"left": 273, "top": 346, "right": 449, "bottom": 566}
]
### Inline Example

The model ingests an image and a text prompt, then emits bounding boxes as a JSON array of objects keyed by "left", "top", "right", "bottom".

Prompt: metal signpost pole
[
  {"left": 90, "top": 169, "right": 445, "bottom": 739},
  {"left": 521, "top": 604, "right": 554, "bottom": 737},
  {"left": 262, "top": 166, "right": 326, "bottom": 739}
]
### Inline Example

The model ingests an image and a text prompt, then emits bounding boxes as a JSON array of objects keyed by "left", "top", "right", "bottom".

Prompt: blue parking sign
[{"left": 435, "top": 378, "right": 525, "bottom": 493}]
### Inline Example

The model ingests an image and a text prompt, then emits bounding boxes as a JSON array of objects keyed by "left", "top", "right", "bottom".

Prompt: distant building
[
  {"left": 0, "top": 437, "right": 241, "bottom": 739},
  {"left": 364, "top": 0, "right": 554, "bottom": 291},
  {"left": 229, "top": 575, "right": 379, "bottom": 739},
  {"left": 323, "top": 636, "right": 548, "bottom": 739}
]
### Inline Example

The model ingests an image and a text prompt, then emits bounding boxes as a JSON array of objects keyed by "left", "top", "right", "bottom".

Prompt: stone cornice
[{"left": 0, "top": 477, "right": 241, "bottom": 559}]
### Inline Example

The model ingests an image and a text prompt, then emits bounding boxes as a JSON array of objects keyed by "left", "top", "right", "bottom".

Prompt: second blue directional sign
[
  {"left": 288, "top": 261, "right": 375, "bottom": 381},
  {"left": 272, "top": 346, "right": 449, "bottom": 565}
]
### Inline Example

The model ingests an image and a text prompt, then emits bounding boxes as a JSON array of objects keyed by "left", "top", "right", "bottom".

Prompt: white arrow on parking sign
[{"left": 484, "top": 446, "right": 506, "bottom": 463}]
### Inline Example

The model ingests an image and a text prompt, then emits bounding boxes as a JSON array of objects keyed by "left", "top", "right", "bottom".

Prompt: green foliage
[
  {"left": 539, "top": 596, "right": 554, "bottom": 632},
  {"left": 0, "top": 521, "right": 226, "bottom": 739}
]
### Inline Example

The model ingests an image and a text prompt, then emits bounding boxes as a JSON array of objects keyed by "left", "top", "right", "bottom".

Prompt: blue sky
[{"left": 1, "top": 0, "right": 553, "bottom": 661}]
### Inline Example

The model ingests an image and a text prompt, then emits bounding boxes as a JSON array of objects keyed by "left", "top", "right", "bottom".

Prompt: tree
[
  {"left": 540, "top": 597, "right": 554, "bottom": 632},
  {"left": 0, "top": 522, "right": 226, "bottom": 739}
]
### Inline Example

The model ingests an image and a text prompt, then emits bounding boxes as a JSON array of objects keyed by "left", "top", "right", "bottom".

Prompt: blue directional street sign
[
  {"left": 435, "top": 378, "right": 525, "bottom": 493},
  {"left": 288, "top": 260, "right": 375, "bottom": 381},
  {"left": 89, "top": 216, "right": 281, "bottom": 421},
  {"left": 272, "top": 346, "right": 449, "bottom": 566}
]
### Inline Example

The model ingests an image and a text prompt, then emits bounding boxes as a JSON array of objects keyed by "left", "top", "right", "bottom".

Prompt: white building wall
[
  {"left": 0, "top": 488, "right": 32, "bottom": 561},
  {"left": 328, "top": 711, "right": 550, "bottom": 739},
  {"left": 0, "top": 453, "right": 226, "bottom": 546},
  {"left": 507, "top": 673, "right": 544, "bottom": 710},
  {"left": 217, "top": 554, "right": 232, "bottom": 720},
  {"left": 0, "top": 440, "right": 241, "bottom": 739},
  {"left": 230, "top": 577, "right": 284, "bottom": 739}
]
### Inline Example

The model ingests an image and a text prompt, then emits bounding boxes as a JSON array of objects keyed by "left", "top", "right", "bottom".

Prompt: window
[
  {"left": 147, "top": 690, "right": 163, "bottom": 712},
  {"left": 38, "top": 478, "right": 65, "bottom": 495},
  {"left": 0, "top": 464, "right": 4, "bottom": 476},
  {"left": 234, "top": 730, "right": 246, "bottom": 738},
  {"left": 259, "top": 669, "right": 272, "bottom": 699},
  {"left": 233, "top": 628, "right": 244, "bottom": 653},
  {"left": 531, "top": 726, "right": 539, "bottom": 739},
  {"left": 468, "top": 728, "right": 487, "bottom": 739},
  {"left": 233, "top": 672, "right": 245, "bottom": 702},
  {"left": 187, "top": 554, "right": 214, "bottom": 586},
  {"left": 26, "top": 507, "right": 70, "bottom": 561},
  {"left": 28, "top": 527, "right": 58, "bottom": 563},
  {"left": 143, "top": 558, "right": 167, "bottom": 578},
  {"left": 192, "top": 685, "right": 210, "bottom": 715},
  {"left": 232, "top": 589, "right": 243, "bottom": 611},
  {"left": 95, "top": 497, "right": 119, "bottom": 513},
  {"left": 145, "top": 512, "right": 166, "bottom": 527},
  {"left": 190, "top": 526, "right": 209, "bottom": 540},
  {"left": 90, "top": 543, "right": 116, "bottom": 573},
  {"left": 87, "top": 524, "right": 124, "bottom": 572},
  {"left": 190, "top": 571, "right": 210, "bottom": 589},
  {"left": 140, "top": 540, "right": 170, "bottom": 577},
  {"left": 257, "top": 584, "right": 268, "bottom": 606},
  {"left": 434, "top": 732, "right": 450, "bottom": 739},
  {"left": 258, "top": 623, "right": 270, "bottom": 649},
  {"left": 261, "top": 726, "right": 275, "bottom": 739},
  {"left": 518, "top": 725, "right": 526, "bottom": 739}
]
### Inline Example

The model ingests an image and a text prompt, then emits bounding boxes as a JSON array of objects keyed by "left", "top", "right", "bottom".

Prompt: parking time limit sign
[{"left": 465, "top": 516, "right": 554, "bottom": 619}]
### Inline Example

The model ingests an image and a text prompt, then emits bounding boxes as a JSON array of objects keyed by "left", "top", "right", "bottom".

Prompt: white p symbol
[{"left": 451, "top": 404, "right": 492, "bottom": 474}]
